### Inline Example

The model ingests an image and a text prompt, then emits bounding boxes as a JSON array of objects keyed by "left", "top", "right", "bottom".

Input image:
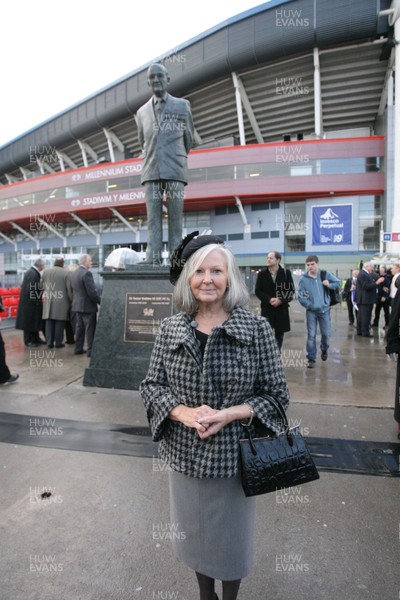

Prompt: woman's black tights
[{"left": 195, "top": 571, "right": 241, "bottom": 600}]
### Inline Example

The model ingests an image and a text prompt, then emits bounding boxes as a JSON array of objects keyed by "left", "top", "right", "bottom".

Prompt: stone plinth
[{"left": 83, "top": 266, "right": 173, "bottom": 390}]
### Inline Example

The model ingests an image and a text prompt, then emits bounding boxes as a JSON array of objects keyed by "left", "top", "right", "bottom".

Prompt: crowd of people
[
  {"left": 0, "top": 253, "right": 101, "bottom": 384},
  {"left": 2, "top": 250, "right": 399, "bottom": 383},
  {"left": 255, "top": 254, "right": 400, "bottom": 358},
  {"left": 254, "top": 253, "right": 400, "bottom": 443}
]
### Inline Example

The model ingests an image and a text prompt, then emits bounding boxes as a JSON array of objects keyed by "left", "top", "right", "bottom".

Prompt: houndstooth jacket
[{"left": 140, "top": 306, "right": 290, "bottom": 478}]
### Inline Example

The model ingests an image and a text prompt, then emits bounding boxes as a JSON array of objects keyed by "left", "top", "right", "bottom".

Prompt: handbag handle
[
  {"left": 242, "top": 394, "right": 292, "bottom": 455},
  {"left": 257, "top": 394, "right": 289, "bottom": 435}
]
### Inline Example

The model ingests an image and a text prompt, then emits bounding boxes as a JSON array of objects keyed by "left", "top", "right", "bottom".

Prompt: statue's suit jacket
[{"left": 136, "top": 93, "right": 194, "bottom": 185}]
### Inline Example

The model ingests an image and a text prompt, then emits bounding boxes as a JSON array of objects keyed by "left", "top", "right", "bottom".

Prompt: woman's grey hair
[{"left": 173, "top": 243, "right": 249, "bottom": 314}]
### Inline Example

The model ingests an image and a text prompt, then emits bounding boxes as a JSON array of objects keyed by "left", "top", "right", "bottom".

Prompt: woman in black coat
[{"left": 385, "top": 276, "right": 400, "bottom": 438}]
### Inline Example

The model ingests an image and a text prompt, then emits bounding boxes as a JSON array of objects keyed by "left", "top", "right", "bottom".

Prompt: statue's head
[{"left": 147, "top": 63, "right": 170, "bottom": 97}]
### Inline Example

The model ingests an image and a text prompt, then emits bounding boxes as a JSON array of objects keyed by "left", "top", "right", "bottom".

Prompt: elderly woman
[
  {"left": 386, "top": 274, "right": 400, "bottom": 439},
  {"left": 140, "top": 232, "right": 290, "bottom": 600}
]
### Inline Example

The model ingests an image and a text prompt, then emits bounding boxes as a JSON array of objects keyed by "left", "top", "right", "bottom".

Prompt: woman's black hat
[{"left": 169, "top": 231, "right": 224, "bottom": 285}]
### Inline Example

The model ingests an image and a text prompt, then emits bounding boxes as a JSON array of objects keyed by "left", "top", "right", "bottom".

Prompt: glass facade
[
  {"left": 0, "top": 155, "right": 382, "bottom": 213},
  {"left": 284, "top": 201, "right": 306, "bottom": 252},
  {"left": 358, "top": 195, "right": 384, "bottom": 250}
]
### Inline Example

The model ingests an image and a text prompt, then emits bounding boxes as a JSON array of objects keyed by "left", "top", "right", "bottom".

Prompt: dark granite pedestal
[{"left": 83, "top": 266, "right": 174, "bottom": 390}]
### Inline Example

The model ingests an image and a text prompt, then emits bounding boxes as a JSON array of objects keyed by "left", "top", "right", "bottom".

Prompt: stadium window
[
  {"left": 184, "top": 212, "right": 210, "bottom": 227},
  {"left": 270, "top": 202, "right": 279, "bottom": 209},
  {"left": 359, "top": 195, "right": 383, "bottom": 250},
  {"left": 215, "top": 206, "right": 238, "bottom": 215},
  {"left": 228, "top": 233, "right": 244, "bottom": 241},
  {"left": 251, "top": 203, "right": 270, "bottom": 211},
  {"left": 251, "top": 231, "right": 269, "bottom": 239},
  {"left": 215, "top": 207, "right": 227, "bottom": 216},
  {"left": 285, "top": 235, "right": 305, "bottom": 252},
  {"left": 270, "top": 231, "right": 280, "bottom": 238}
]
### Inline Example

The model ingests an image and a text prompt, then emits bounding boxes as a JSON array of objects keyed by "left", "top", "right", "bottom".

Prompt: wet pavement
[{"left": 0, "top": 298, "right": 399, "bottom": 600}]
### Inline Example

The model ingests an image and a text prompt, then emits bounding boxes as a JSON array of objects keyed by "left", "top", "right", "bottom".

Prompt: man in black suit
[
  {"left": 354, "top": 262, "right": 384, "bottom": 337},
  {"left": 136, "top": 63, "right": 194, "bottom": 263},
  {"left": 342, "top": 269, "right": 358, "bottom": 325},
  {"left": 15, "top": 258, "right": 46, "bottom": 347},
  {"left": 372, "top": 266, "right": 391, "bottom": 328},
  {"left": 255, "top": 251, "right": 295, "bottom": 350},
  {"left": 70, "top": 254, "right": 101, "bottom": 357}
]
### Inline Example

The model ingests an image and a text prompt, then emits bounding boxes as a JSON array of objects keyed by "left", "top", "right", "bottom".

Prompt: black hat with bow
[{"left": 169, "top": 230, "right": 224, "bottom": 285}]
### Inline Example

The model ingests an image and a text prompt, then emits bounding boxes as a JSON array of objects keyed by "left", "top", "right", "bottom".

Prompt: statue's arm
[
  {"left": 184, "top": 101, "right": 194, "bottom": 154},
  {"left": 136, "top": 111, "right": 144, "bottom": 152}
]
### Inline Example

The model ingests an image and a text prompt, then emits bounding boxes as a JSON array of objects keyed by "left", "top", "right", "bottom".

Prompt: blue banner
[{"left": 312, "top": 205, "right": 352, "bottom": 245}]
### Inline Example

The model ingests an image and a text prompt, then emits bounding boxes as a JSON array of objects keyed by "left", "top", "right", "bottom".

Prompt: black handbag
[{"left": 239, "top": 395, "right": 319, "bottom": 496}]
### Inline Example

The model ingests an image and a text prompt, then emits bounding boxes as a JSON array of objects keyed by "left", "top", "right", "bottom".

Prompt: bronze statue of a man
[{"left": 136, "top": 63, "right": 194, "bottom": 263}]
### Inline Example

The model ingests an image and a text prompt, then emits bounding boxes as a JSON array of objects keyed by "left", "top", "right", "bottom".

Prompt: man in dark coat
[
  {"left": 70, "top": 254, "right": 101, "bottom": 357},
  {"left": 255, "top": 251, "right": 295, "bottom": 350},
  {"left": 15, "top": 258, "right": 46, "bottom": 347},
  {"left": 136, "top": 63, "right": 194, "bottom": 263},
  {"left": 342, "top": 269, "right": 358, "bottom": 325},
  {"left": 354, "top": 262, "right": 384, "bottom": 337},
  {"left": 372, "top": 265, "right": 391, "bottom": 328}
]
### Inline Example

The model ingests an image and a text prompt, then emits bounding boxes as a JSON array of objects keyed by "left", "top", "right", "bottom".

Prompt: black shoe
[
  {"left": 47, "top": 344, "right": 54, "bottom": 348},
  {"left": 321, "top": 351, "right": 328, "bottom": 361},
  {"left": 26, "top": 342, "right": 39, "bottom": 348},
  {"left": 362, "top": 334, "right": 373, "bottom": 338},
  {"left": 36, "top": 339, "right": 47, "bottom": 345},
  {"left": 0, "top": 374, "right": 19, "bottom": 384},
  {"left": 307, "top": 360, "right": 315, "bottom": 369},
  {"left": 55, "top": 344, "right": 65, "bottom": 348},
  {"left": 74, "top": 350, "right": 86, "bottom": 355}
]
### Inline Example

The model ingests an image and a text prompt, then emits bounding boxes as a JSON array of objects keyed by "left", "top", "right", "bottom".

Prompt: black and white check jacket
[{"left": 140, "top": 306, "right": 290, "bottom": 478}]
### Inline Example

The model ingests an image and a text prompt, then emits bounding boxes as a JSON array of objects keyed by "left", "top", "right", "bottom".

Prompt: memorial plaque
[
  {"left": 124, "top": 292, "right": 173, "bottom": 343},
  {"left": 83, "top": 266, "right": 173, "bottom": 390}
]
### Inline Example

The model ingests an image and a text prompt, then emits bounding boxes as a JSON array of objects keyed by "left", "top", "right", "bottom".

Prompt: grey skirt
[{"left": 168, "top": 470, "right": 256, "bottom": 581}]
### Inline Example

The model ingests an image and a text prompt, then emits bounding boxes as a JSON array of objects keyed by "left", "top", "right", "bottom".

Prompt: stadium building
[{"left": 0, "top": 0, "right": 399, "bottom": 288}]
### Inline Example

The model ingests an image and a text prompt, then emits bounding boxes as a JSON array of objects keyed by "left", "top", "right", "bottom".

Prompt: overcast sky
[{"left": 0, "top": 0, "right": 266, "bottom": 148}]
